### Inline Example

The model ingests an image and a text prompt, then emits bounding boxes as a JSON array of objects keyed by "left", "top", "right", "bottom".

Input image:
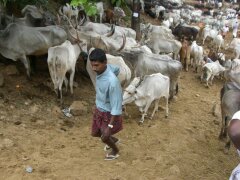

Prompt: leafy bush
[
  {"left": 70, "top": 0, "right": 97, "bottom": 16},
  {"left": 111, "top": 0, "right": 126, "bottom": 7}
]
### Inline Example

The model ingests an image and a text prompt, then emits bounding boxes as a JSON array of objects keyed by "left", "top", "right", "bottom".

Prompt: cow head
[{"left": 122, "top": 77, "right": 142, "bottom": 105}]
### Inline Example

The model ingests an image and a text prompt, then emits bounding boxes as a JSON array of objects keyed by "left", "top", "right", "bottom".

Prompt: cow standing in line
[
  {"left": 180, "top": 38, "right": 191, "bottom": 71},
  {"left": 122, "top": 73, "right": 170, "bottom": 123}
]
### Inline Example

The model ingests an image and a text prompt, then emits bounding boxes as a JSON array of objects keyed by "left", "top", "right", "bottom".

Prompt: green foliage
[
  {"left": 70, "top": 0, "right": 97, "bottom": 16},
  {"left": 111, "top": 0, "right": 126, "bottom": 7}
]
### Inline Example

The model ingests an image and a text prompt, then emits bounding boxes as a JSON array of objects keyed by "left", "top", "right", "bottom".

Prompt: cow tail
[
  {"left": 220, "top": 86, "right": 225, "bottom": 101},
  {"left": 175, "top": 83, "right": 179, "bottom": 95}
]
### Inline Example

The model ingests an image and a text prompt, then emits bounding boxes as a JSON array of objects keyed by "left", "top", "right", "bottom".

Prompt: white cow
[
  {"left": 190, "top": 41, "right": 204, "bottom": 72},
  {"left": 155, "top": 5, "right": 165, "bottom": 19},
  {"left": 95, "top": 2, "right": 104, "bottom": 23},
  {"left": 213, "top": 34, "right": 224, "bottom": 52},
  {"left": 59, "top": 3, "right": 79, "bottom": 25},
  {"left": 228, "top": 38, "right": 240, "bottom": 59},
  {"left": 134, "top": 52, "right": 182, "bottom": 98},
  {"left": 201, "top": 60, "right": 225, "bottom": 87},
  {"left": 122, "top": 73, "right": 170, "bottom": 123},
  {"left": 202, "top": 26, "right": 219, "bottom": 45},
  {"left": 47, "top": 40, "right": 87, "bottom": 102},
  {"left": 86, "top": 48, "right": 131, "bottom": 89}
]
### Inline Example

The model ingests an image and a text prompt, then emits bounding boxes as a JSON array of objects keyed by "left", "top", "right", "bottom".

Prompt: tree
[{"left": 131, "top": 0, "right": 141, "bottom": 41}]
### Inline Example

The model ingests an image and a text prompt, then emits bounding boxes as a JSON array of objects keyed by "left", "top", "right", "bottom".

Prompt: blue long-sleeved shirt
[{"left": 95, "top": 64, "right": 122, "bottom": 115}]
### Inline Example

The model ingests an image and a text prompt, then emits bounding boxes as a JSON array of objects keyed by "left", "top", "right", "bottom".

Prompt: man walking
[
  {"left": 228, "top": 111, "right": 240, "bottom": 179},
  {"left": 89, "top": 48, "right": 123, "bottom": 161}
]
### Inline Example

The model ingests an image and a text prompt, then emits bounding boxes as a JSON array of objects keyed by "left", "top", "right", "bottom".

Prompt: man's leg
[{"left": 101, "top": 134, "right": 119, "bottom": 156}]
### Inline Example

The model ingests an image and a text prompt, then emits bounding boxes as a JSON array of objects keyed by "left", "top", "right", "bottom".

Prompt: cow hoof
[
  {"left": 165, "top": 115, "right": 168, "bottom": 118},
  {"left": 138, "top": 120, "right": 144, "bottom": 125}
]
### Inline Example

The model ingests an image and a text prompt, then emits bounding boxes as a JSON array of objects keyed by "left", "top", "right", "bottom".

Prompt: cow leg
[
  {"left": 99, "top": 13, "right": 102, "bottom": 23},
  {"left": 200, "top": 72, "right": 203, "bottom": 83},
  {"left": 150, "top": 99, "right": 160, "bottom": 119},
  {"left": 185, "top": 58, "right": 189, "bottom": 71},
  {"left": 58, "top": 76, "right": 65, "bottom": 104},
  {"left": 20, "top": 56, "right": 31, "bottom": 78},
  {"left": 210, "top": 75, "right": 214, "bottom": 86},
  {"left": 140, "top": 100, "right": 153, "bottom": 123},
  {"left": 69, "top": 70, "right": 75, "bottom": 94},
  {"left": 165, "top": 96, "right": 169, "bottom": 118},
  {"left": 219, "top": 107, "right": 226, "bottom": 140},
  {"left": 64, "top": 76, "right": 68, "bottom": 93}
]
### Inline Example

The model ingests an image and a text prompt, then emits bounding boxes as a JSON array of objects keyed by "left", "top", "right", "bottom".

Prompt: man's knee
[
  {"left": 101, "top": 135, "right": 110, "bottom": 143},
  {"left": 91, "top": 131, "right": 101, "bottom": 137}
]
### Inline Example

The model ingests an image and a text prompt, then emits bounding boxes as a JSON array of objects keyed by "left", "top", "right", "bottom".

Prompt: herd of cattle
[{"left": 0, "top": 1, "right": 239, "bottom": 150}]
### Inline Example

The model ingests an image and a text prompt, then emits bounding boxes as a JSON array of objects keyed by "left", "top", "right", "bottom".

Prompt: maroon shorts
[{"left": 91, "top": 108, "right": 123, "bottom": 136}]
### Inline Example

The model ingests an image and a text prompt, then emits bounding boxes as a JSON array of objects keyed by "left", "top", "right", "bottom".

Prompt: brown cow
[{"left": 180, "top": 38, "right": 191, "bottom": 71}]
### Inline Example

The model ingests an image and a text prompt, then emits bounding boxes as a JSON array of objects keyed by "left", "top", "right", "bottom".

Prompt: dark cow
[
  {"left": 172, "top": 24, "right": 199, "bottom": 41},
  {"left": 0, "top": 23, "right": 67, "bottom": 77}
]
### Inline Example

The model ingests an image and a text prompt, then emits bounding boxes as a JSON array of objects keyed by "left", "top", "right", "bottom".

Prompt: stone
[
  {"left": 2, "top": 138, "right": 14, "bottom": 148},
  {"left": 24, "top": 100, "right": 32, "bottom": 106},
  {"left": 169, "top": 165, "right": 180, "bottom": 176},
  {"left": 115, "top": 161, "right": 127, "bottom": 168},
  {"left": 30, "top": 104, "right": 39, "bottom": 114},
  {"left": 0, "top": 72, "right": 4, "bottom": 87},
  {"left": 70, "top": 101, "right": 88, "bottom": 116},
  {"left": 195, "top": 94, "right": 200, "bottom": 97},
  {"left": 4, "top": 65, "right": 19, "bottom": 76},
  {"left": 212, "top": 102, "right": 220, "bottom": 117}
]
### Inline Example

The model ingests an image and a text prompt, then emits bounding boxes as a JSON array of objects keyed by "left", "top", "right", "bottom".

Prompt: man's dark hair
[{"left": 89, "top": 48, "right": 107, "bottom": 63}]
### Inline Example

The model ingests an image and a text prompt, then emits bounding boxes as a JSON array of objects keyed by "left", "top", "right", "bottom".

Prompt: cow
[
  {"left": 95, "top": 2, "right": 104, "bottom": 23},
  {"left": 201, "top": 60, "right": 225, "bottom": 87},
  {"left": 172, "top": 24, "right": 199, "bottom": 41},
  {"left": 134, "top": 52, "right": 182, "bottom": 99},
  {"left": 219, "top": 88, "right": 240, "bottom": 150},
  {"left": 112, "top": 7, "right": 126, "bottom": 25},
  {"left": 202, "top": 26, "right": 219, "bottom": 45},
  {"left": 142, "top": 32, "right": 182, "bottom": 59},
  {"left": 227, "top": 38, "right": 240, "bottom": 59},
  {"left": 0, "top": 23, "right": 67, "bottom": 77},
  {"left": 67, "top": 25, "right": 126, "bottom": 52},
  {"left": 190, "top": 41, "right": 204, "bottom": 72},
  {"left": 86, "top": 48, "right": 131, "bottom": 89},
  {"left": 47, "top": 40, "right": 87, "bottom": 102},
  {"left": 180, "top": 38, "right": 191, "bottom": 71},
  {"left": 0, "top": 5, "right": 54, "bottom": 29},
  {"left": 212, "top": 34, "right": 224, "bottom": 52},
  {"left": 122, "top": 73, "right": 170, "bottom": 123}
]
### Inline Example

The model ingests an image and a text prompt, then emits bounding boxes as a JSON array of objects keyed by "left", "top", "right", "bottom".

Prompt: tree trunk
[{"left": 131, "top": 0, "right": 141, "bottom": 41}]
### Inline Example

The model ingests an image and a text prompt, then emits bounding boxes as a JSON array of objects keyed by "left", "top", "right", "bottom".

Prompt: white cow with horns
[
  {"left": 47, "top": 39, "right": 87, "bottom": 103},
  {"left": 122, "top": 73, "right": 170, "bottom": 123}
]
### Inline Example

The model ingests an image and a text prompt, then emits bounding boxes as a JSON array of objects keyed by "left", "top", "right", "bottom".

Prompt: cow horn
[
  {"left": 56, "top": 13, "right": 61, "bottom": 25},
  {"left": 78, "top": 16, "right": 85, "bottom": 26},
  {"left": 117, "top": 33, "right": 126, "bottom": 51},
  {"left": 58, "top": 6, "right": 64, "bottom": 16},
  {"left": 78, "top": 10, "right": 86, "bottom": 26},
  {"left": 105, "top": 24, "right": 115, "bottom": 37}
]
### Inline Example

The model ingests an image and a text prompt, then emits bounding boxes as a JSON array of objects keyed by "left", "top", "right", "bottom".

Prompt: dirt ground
[{"left": 0, "top": 8, "right": 240, "bottom": 180}]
